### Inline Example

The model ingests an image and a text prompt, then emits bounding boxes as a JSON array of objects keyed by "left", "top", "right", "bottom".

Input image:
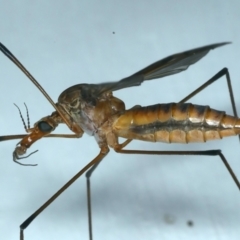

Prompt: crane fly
[{"left": 0, "top": 42, "right": 240, "bottom": 240}]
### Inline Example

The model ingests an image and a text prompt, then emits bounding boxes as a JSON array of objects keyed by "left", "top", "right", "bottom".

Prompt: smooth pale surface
[{"left": 0, "top": 1, "right": 240, "bottom": 240}]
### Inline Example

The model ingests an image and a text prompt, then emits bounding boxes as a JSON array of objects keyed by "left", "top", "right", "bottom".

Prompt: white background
[{"left": 0, "top": 1, "right": 240, "bottom": 240}]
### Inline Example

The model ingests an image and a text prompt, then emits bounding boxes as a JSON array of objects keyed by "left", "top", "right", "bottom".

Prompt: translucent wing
[
  {"left": 0, "top": 41, "right": 230, "bottom": 108},
  {"left": 93, "top": 42, "right": 230, "bottom": 95}
]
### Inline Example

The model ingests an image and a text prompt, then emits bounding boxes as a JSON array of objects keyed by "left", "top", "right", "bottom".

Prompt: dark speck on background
[{"left": 187, "top": 220, "right": 194, "bottom": 227}]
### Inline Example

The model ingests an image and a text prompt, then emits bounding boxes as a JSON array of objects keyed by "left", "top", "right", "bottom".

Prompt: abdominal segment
[{"left": 113, "top": 103, "right": 240, "bottom": 143}]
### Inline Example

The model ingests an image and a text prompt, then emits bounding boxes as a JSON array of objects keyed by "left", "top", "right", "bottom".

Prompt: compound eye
[{"left": 38, "top": 121, "right": 53, "bottom": 132}]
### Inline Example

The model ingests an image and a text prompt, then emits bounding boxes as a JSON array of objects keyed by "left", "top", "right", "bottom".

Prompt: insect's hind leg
[
  {"left": 170, "top": 68, "right": 240, "bottom": 187},
  {"left": 114, "top": 146, "right": 240, "bottom": 191},
  {"left": 180, "top": 68, "right": 240, "bottom": 142},
  {"left": 179, "top": 68, "right": 238, "bottom": 118}
]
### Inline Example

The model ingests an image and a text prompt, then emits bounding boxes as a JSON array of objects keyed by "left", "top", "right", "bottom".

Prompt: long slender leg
[
  {"left": 19, "top": 146, "right": 109, "bottom": 240},
  {"left": 85, "top": 160, "right": 102, "bottom": 240},
  {"left": 179, "top": 68, "right": 238, "bottom": 118},
  {"left": 179, "top": 68, "right": 240, "bottom": 142},
  {"left": 114, "top": 147, "right": 240, "bottom": 191},
  {"left": 85, "top": 139, "right": 132, "bottom": 240},
  {"left": 0, "top": 133, "right": 82, "bottom": 142}
]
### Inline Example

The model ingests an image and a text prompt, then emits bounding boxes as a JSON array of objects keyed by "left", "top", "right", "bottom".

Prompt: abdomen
[{"left": 113, "top": 103, "right": 240, "bottom": 143}]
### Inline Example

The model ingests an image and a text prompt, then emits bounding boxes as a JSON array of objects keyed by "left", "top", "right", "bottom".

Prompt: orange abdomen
[{"left": 113, "top": 103, "right": 240, "bottom": 143}]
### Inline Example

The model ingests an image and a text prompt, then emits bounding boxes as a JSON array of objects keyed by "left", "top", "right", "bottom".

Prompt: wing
[
  {"left": 60, "top": 42, "right": 230, "bottom": 105},
  {"left": 0, "top": 41, "right": 230, "bottom": 109},
  {"left": 89, "top": 42, "right": 230, "bottom": 96}
]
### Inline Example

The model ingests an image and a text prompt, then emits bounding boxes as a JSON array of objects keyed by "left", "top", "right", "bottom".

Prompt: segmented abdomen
[{"left": 113, "top": 103, "right": 240, "bottom": 143}]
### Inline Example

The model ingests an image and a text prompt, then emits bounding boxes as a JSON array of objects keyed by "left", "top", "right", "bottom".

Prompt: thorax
[{"left": 58, "top": 85, "right": 125, "bottom": 136}]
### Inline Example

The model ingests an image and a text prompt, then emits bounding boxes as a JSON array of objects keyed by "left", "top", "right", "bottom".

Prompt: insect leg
[
  {"left": 0, "top": 134, "right": 82, "bottom": 142},
  {"left": 179, "top": 68, "right": 240, "bottom": 143},
  {"left": 179, "top": 68, "right": 238, "bottom": 118},
  {"left": 19, "top": 146, "right": 109, "bottom": 240},
  {"left": 85, "top": 139, "right": 132, "bottom": 240},
  {"left": 114, "top": 146, "right": 240, "bottom": 191},
  {"left": 0, "top": 43, "right": 72, "bottom": 128}
]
